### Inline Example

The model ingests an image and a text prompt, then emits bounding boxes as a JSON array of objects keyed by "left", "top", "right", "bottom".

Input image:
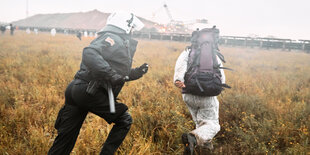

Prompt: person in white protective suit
[{"left": 174, "top": 42, "right": 226, "bottom": 153}]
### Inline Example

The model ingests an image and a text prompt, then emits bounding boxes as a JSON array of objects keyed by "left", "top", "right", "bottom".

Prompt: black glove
[
  {"left": 139, "top": 63, "right": 149, "bottom": 74},
  {"left": 110, "top": 74, "right": 124, "bottom": 85},
  {"left": 128, "top": 63, "right": 149, "bottom": 81}
]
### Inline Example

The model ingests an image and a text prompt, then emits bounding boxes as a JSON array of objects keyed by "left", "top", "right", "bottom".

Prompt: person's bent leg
[
  {"left": 99, "top": 111, "right": 132, "bottom": 155},
  {"left": 190, "top": 97, "right": 220, "bottom": 146},
  {"left": 83, "top": 85, "right": 131, "bottom": 155},
  {"left": 48, "top": 104, "right": 88, "bottom": 155},
  {"left": 182, "top": 94, "right": 201, "bottom": 155}
]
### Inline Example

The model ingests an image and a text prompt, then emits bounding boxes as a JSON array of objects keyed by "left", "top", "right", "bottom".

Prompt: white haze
[{"left": 0, "top": 0, "right": 309, "bottom": 40}]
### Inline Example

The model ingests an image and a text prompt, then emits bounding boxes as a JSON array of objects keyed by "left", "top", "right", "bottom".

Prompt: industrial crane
[
  {"left": 152, "top": 3, "right": 186, "bottom": 33},
  {"left": 151, "top": 2, "right": 173, "bottom": 22},
  {"left": 152, "top": 2, "right": 209, "bottom": 33},
  {"left": 163, "top": 3, "right": 173, "bottom": 22}
]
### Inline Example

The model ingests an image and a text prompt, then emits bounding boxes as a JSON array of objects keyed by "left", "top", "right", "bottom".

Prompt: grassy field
[{"left": 0, "top": 32, "right": 309, "bottom": 154}]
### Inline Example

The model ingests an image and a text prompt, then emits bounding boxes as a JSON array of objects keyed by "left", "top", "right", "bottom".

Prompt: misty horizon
[{"left": 1, "top": 0, "right": 310, "bottom": 40}]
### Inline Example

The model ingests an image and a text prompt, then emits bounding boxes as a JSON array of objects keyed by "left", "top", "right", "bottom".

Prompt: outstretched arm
[{"left": 128, "top": 63, "right": 149, "bottom": 81}]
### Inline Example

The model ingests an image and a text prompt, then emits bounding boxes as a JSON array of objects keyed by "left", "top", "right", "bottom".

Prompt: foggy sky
[{"left": 1, "top": 0, "right": 309, "bottom": 40}]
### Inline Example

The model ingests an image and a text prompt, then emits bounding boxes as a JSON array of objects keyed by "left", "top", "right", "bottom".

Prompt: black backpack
[{"left": 183, "top": 27, "right": 231, "bottom": 96}]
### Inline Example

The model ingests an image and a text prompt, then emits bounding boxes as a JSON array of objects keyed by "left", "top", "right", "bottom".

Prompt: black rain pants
[{"left": 48, "top": 79, "right": 132, "bottom": 155}]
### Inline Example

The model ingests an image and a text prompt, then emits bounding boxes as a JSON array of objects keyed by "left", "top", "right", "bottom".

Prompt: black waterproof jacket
[{"left": 74, "top": 25, "right": 138, "bottom": 97}]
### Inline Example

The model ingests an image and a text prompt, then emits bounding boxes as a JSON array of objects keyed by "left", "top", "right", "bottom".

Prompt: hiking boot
[
  {"left": 203, "top": 140, "right": 213, "bottom": 150},
  {"left": 197, "top": 141, "right": 213, "bottom": 155},
  {"left": 182, "top": 133, "right": 197, "bottom": 155}
]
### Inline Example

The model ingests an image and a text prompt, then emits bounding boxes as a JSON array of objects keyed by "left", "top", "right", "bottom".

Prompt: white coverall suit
[{"left": 174, "top": 49, "right": 226, "bottom": 146}]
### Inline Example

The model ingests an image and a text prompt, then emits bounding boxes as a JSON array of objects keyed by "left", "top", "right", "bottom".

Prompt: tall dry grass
[{"left": 0, "top": 32, "right": 309, "bottom": 154}]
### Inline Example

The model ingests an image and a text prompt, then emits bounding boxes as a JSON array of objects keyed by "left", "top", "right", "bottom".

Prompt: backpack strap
[
  {"left": 222, "top": 83, "right": 231, "bottom": 88},
  {"left": 217, "top": 83, "right": 231, "bottom": 89},
  {"left": 215, "top": 51, "right": 226, "bottom": 63},
  {"left": 195, "top": 76, "right": 204, "bottom": 92},
  {"left": 185, "top": 46, "right": 193, "bottom": 71},
  {"left": 218, "top": 66, "right": 233, "bottom": 71}
]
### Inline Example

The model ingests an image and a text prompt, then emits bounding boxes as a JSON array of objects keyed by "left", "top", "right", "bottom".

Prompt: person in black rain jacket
[{"left": 48, "top": 12, "right": 148, "bottom": 155}]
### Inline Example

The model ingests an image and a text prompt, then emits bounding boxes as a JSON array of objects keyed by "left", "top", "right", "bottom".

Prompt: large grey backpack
[{"left": 183, "top": 27, "right": 231, "bottom": 96}]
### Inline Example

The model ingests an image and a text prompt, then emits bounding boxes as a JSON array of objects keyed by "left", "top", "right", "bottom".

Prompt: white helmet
[{"left": 106, "top": 12, "right": 144, "bottom": 34}]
